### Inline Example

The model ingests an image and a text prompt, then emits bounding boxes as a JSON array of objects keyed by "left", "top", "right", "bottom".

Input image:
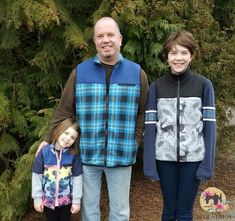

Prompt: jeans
[
  {"left": 81, "top": 165, "right": 132, "bottom": 221},
  {"left": 156, "top": 161, "right": 201, "bottom": 221}
]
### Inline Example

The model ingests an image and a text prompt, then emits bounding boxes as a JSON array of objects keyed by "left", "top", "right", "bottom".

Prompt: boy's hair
[
  {"left": 51, "top": 117, "right": 80, "bottom": 154},
  {"left": 162, "top": 30, "right": 198, "bottom": 61}
]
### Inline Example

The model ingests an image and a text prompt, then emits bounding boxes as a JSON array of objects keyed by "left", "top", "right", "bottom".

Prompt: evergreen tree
[{"left": 0, "top": 0, "right": 234, "bottom": 219}]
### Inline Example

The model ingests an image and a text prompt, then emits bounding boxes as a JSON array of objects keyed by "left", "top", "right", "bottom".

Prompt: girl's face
[
  {"left": 167, "top": 44, "right": 193, "bottom": 75},
  {"left": 55, "top": 126, "right": 78, "bottom": 150}
]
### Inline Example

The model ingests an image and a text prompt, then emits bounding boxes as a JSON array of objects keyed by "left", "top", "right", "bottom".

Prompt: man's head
[{"left": 93, "top": 17, "right": 123, "bottom": 65}]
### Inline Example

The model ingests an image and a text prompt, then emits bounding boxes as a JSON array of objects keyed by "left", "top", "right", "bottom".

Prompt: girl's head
[
  {"left": 52, "top": 117, "right": 80, "bottom": 154},
  {"left": 162, "top": 30, "right": 198, "bottom": 74}
]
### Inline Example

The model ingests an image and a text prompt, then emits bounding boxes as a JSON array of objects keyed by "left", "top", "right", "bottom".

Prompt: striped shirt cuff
[
  {"left": 145, "top": 110, "right": 157, "bottom": 124},
  {"left": 203, "top": 106, "right": 216, "bottom": 121}
]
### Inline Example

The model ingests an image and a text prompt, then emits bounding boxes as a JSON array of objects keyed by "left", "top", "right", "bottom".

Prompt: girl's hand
[
  {"left": 70, "top": 204, "right": 80, "bottom": 214},
  {"left": 34, "top": 203, "right": 44, "bottom": 212}
]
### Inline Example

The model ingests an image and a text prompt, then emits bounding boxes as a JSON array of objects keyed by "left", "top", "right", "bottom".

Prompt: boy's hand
[
  {"left": 35, "top": 141, "right": 48, "bottom": 156},
  {"left": 71, "top": 204, "right": 80, "bottom": 214},
  {"left": 34, "top": 203, "right": 44, "bottom": 212}
]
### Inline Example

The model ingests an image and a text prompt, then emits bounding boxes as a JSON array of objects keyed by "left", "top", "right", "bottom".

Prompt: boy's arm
[
  {"left": 143, "top": 81, "right": 159, "bottom": 181},
  {"left": 135, "top": 69, "right": 149, "bottom": 146},
  {"left": 196, "top": 79, "right": 216, "bottom": 180}
]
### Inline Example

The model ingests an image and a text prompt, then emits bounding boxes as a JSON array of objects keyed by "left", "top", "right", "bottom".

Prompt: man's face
[{"left": 93, "top": 19, "right": 122, "bottom": 65}]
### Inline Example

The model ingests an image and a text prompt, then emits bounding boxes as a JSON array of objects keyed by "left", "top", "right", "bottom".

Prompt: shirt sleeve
[
  {"left": 196, "top": 79, "right": 217, "bottom": 180},
  {"left": 143, "top": 81, "right": 160, "bottom": 181},
  {"left": 72, "top": 154, "right": 83, "bottom": 176},
  {"left": 72, "top": 175, "right": 83, "bottom": 204},
  {"left": 32, "top": 149, "right": 44, "bottom": 174},
  {"left": 71, "top": 153, "right": 83, "bottom": 204},
  {"left": 32, "top": 172, "right": 43, "bottom": 204},
  {"left": 44, "top": 69, "right": 76, "bottom": 142},
  {"left": 135, "top": 69, "right": 149, "bottom": 146}
]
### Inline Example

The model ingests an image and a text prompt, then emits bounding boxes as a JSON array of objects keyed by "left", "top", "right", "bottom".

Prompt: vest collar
[{"left": 94, "top": 53, "right": 123, "bottom": 65}]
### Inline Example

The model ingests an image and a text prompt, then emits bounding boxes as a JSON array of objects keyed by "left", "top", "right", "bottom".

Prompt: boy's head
[
  {"left": 162, "top": 30, "right": 198, "bottom": 61},
  {"left": 162, "top": 30, "right": 198, "bottom": 74}
]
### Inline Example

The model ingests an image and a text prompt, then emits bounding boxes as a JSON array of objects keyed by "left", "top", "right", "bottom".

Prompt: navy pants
[{"left": 156, "top": 161, "right": 201, "bottom": 221}]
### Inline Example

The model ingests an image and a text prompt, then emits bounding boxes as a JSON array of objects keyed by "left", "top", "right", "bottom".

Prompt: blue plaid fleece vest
[{"left": 75, "top": 55, "right": 140, "bottom": 167}]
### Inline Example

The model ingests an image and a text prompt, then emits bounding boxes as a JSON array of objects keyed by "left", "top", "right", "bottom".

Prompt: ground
[{"left": 23, "top": 147, "right": 235, "bottom": 221}]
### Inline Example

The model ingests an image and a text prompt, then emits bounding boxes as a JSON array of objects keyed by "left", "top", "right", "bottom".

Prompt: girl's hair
[
  {"left": 162, "top": 30, "right": 198, "bottom": 61},
  {"left": 51, "top": 117, "right": 80, "bottom": 154}
]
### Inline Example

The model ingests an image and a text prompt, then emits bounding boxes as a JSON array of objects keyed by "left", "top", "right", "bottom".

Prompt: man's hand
[
  {"left": 35, "top": 141, "right": 48, "bottom": 156},
  {"left": 34, "top": 203, "right": 44, "bottom": 212},
  {"left": 70, "top": 204, "right": 80, "bottom": 214}
]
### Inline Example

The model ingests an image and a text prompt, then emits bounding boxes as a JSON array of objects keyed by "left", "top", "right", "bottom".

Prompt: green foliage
[
  {"left": 0, "top": 108, "right": 54, "bottom": 220},
  {"left": 0, "top": 144, "right": 35, "bottom": 221},
  {"left": 0, "top": 0, "right": 234, "bottom": 220},
  {"left": 0, "top": 134, "right": 19, "bottom": 156},
  {"left": 0, "top": 26, "right": 20, "bottom": 49},
  {"left": 0, "top": 92, "right": 10, "bottom": 126}
]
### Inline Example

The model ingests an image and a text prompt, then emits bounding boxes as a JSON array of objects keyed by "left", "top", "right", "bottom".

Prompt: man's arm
[
  {"left": 135, "top": 69, "right": 149, "bottom": 146},
  {"left": 44, "top": 69, "right": 76, "bottom": 142},
  {"left": 37, "top": 69, "right": 76, "bottom": 152}
]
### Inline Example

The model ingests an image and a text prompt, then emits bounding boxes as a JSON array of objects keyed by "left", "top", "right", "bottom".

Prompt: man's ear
[{"left": 120, "top": 35, "right": 123, "bottom": 46}]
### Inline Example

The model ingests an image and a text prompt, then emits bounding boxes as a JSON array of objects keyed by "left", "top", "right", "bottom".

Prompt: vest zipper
[
  {"left": 176, "top": 78, "right": 180, "bottom": 162},
  {"left": 104, "top": 94, "right": 109, "bottom": 166},
  {"left": 55, "top": 150, "right": 61, "bottom": 207},
  {"left": 103, "top": 63, "right": 115, "bottom": 166}
]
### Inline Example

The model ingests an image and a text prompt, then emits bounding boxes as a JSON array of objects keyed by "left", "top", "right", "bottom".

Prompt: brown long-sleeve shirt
[{"left": 44, "top": 66, "right": 149, "bottom": 147}]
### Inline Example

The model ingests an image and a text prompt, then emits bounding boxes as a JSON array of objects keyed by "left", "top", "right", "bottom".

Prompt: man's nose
[{"left": 102, "top": 35, "right": 109, "bottom": 42}]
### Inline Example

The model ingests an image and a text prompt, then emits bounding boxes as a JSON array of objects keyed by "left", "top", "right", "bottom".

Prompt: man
[{"left": 38, "top": 17, "right": 149, "bottom": 221}]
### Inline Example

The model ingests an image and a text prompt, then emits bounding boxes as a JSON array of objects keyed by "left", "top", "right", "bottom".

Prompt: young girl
[
  {"left": 144, "top": 30, "right": 216, "bottom": 220},
  {"left": 32, "top": 118, "right": 82, "bottom": 221}
]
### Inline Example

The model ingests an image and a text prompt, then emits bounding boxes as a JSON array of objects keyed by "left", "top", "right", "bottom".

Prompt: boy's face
[
  {"left": 167, "top": 44, "right": 193, "bottom": 75},
  {"left": 56, "top": 127, "right": 78, "bottom": 150}
]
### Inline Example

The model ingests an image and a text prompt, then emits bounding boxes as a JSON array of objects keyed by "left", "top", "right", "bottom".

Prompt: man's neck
[{"left": 98, "top": 54, "right": 120, "bottom": 65}]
